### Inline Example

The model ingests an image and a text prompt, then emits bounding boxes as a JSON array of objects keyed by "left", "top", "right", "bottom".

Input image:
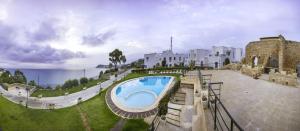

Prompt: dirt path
[
  {"left": 110, "top": 119, "right": 126, "bottom": 131},
  {"left": 77, "top": 106, "right": 91, "bottom": 131}
]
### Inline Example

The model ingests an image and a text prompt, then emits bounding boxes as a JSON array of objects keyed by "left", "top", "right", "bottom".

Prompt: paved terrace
[
  {"left": 0, "top": 70, "right": 131, "bottom": 109},
  {"left": 202, "top": 70, "right": 300, "bottom": 131}
]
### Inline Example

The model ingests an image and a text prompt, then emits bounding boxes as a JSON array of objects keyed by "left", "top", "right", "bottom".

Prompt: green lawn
[
  {"left": 0, "top": 73, "right": 179, "bottom": 131},
  {"left": 31, "top": 74, "right": 110, "bottom": 97},
  {"left": 0, "top": 90, "right": 118, "bottom": 131},
  {"left": 123, "top": 119, "right": 149, "bottom": 131}
]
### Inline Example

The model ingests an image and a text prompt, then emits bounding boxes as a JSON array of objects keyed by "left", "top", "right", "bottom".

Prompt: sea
[{"left": 6, "top": 68, "right": 107, "bottom": 88}]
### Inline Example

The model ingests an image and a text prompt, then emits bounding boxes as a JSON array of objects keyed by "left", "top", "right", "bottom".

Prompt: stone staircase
[{"left": 166, "top": 103, "right": 182, "bottom": 127}]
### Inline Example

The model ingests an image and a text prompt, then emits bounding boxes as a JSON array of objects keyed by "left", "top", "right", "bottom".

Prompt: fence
[{"left": 207, "top": 82, "right": 244, "bottom": 131}]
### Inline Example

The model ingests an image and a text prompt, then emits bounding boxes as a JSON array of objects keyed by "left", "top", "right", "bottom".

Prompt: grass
[
  {"left": 123, "top": 119, "right": 149, "bottom": 131},
  {"left": 0, "top": 72, "right": 180, "bottom": 131},
  {"left": 0, "top": 89, "right": 119, "bottom": 131},
  {"left": 31, "top": 74, "right": 110, "bottom": 97}
]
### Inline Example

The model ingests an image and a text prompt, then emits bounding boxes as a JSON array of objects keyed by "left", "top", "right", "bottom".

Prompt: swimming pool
[{"left": 111, "top": 76, "right": 174, "bottom": 112}]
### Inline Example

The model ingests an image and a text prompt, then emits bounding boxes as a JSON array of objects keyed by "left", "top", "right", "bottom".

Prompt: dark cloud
[
  {"left": 27, "top": 18, "right": 61, "bottom": 42},
  {"left": 0, "top": 22, "right": 85, "bottom": 63},
  {"left": 82, "top": 30, "right": 116, "bottom": 46}
]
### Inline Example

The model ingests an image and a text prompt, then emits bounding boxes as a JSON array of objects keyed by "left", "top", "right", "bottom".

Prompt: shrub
[
  {"left": 80, "top": 77, "right": 88, "bottom": 85},
  {"left": 62, "top": 79, "right": 79, "bottom": 88},
  {"left": 99, "top": 71, "right": 103, "bottom": 79}
]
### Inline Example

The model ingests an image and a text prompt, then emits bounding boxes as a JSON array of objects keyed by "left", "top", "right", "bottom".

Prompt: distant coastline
[
  {"left": 96, "top": 64, "right": 109, "bottom": 68},
  {"left": 5, "top": 68, "right": 106, "bottom": 88}
]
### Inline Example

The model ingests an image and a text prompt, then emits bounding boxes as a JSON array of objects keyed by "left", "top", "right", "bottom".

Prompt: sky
[{"left": 0, "top": 0, "right": 299, "bottom": 69}]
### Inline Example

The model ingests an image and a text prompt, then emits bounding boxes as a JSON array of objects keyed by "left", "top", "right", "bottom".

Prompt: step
[
  {"left": 166, "top": 117, "right": 181, "bottom": 127},
  {"left": 166, "top": 113, "right": 180, "bottom": 121},
  {"left": 181, "top": 83, "right": 194, "bottom": 89},
  {"left": 173, "top": 96, "right": 185, "bottom": 101},
  {"left": 171, "top": 100, "right": 185, "bottom": 105},
  {"left": 174, "top": 93, "right": 186, "bottom": 98},
  {"left": 167, "top": 108, "right": 181, "bottom": 116},
  {"left": 168, "top": 103, "right": 182, "bottom": 110}
]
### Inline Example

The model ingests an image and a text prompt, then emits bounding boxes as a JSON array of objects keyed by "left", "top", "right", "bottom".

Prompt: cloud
[
  {"left": 0, "top": 22, "right": 85, "bottom": 63},
  {"left": 27, "top": 18, "right": 62, "bottom": 42},
  {"left": 82, "top": 30, "right": 116, "bottom": 46}
]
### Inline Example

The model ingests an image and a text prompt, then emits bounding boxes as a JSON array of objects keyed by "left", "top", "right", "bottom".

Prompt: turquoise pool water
[{"left": 115, "top": 76, "right": 172, "bottom": 109}]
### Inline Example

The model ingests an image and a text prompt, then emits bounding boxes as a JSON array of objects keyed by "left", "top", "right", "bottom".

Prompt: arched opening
[
  {"left": 268, "top": 56, "right": 279, "bottom": 68},
  {"left": 200, "top": 61, "right": 203, "bottom": 67},
  {"left": 214, "top": 62, "right": 218, "bottom": 68},
  {"left": 252, "top": 56, "right": 258, "bottom": 68},
  {"left": 224, "top": 58, "right": 230, "bottom": 65},
  {"left": 265, "top": 56, "right": 279, "bottom": 73},
  {"left": 297, "top": 63, "right": 300, "bottom": 77}
]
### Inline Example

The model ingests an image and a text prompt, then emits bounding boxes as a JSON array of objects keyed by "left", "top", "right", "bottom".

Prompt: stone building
[{"left": 242, "top": 35, "right": 300, "bottom": 86}]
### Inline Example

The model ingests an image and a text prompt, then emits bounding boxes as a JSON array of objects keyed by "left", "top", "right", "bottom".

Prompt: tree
[
  {"left": 109, "top": 49, "right": 126, "bottom": 71},
  {"left": 13, "top": 70, "right": 27, "bottom": 84},
  {"left": 99, "top": 71, "right": 103, "bottom": 79},
  {"left": 28, "top": 80, "right": 36, "bottom": 86},
  {"left": 189, "top": 60, "right": 195, "bottom": 69},
  {"left": 80, "top": 77, "right": 88, "bottom": 85},
  {"left": 63, "top": 79, "right": 79, "bottom": 88},
  {"left": 224, "top": 58, "right": 230, "bottom": 65},
  {"left": 0, "top": 71, "right": 13, "bottom": 84},
  {"left": 72, "top": 79, "right": 79, "bottom": 87},
  {"left": 161, "top": 59, "right": 167, "bottom": 67}
]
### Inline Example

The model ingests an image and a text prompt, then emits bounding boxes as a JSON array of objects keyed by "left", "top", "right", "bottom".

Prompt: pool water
[{"left": 115, "top": 76, "right": 172, "bottom": 109}]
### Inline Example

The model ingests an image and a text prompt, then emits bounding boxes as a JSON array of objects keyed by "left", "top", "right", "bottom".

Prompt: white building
[
  {"left": 144, "top": 50, "right": 188, "bottom": 68},
  {"left": 143, "top": 37, "right": 243, "bottom": 69},
  {"left": 207, "top": 46, "right": 243, "bottom": 68},
  {"left": 187, "top": 49, "right": 210, "bottom": 67}
]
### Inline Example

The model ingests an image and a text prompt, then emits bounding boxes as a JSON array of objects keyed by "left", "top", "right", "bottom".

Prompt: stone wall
[
  {"left": 245, "top": 40, "right": 280, "bottom": 67},
  {"left": 221, "top": 63, "right": 242, "bottom": 71},
  {"left": 245, "top": 36, "right": 300, "bottom": 74},
  {"left": 241, "top": 65, "right": 263, "bottom": 77},
  {"left": 269, "top": 70, "right": 298, "bottom": 86},
  {"left": 283, "top": 41, "right": 300, "bottom": 73}
]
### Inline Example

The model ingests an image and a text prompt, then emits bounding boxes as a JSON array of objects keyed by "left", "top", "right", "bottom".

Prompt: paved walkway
[
  {"left": 203, "top": 70, "right": 300, "bottom": 131},
  {"left": 0, "top": 70, "right": 132, "bottom": 109}
]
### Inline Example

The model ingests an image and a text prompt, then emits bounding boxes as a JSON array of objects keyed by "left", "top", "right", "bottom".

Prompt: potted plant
[
  {"left": 202, "top": 95, "right": 208, "bottom": 109},
  {"left": 195, "top": 90, "right": 201, "bottom": 97}
]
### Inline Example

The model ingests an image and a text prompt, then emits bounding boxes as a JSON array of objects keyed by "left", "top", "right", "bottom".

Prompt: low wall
[
  {"left": 240, "top": 65, "right": 263, "bottom": 77},
  {"left": 269, "top": 72, "right": 298, "bottom": 86},
  {"left": 221, "top": 63, "right": 242, "bottom": 71}
]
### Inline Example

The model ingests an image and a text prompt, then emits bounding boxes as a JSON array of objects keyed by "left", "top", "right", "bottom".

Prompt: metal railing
[
  {"left": 208, "top": 82, "right": 243, "bottom": 131},
  {"left": 149, "top": 80, "right": 181, "bottom": 131}
]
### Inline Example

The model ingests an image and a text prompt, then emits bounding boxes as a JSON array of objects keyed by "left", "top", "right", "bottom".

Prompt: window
[
  {"left": 146, "top": 57, "right": 149, "bottom": 61},
  {"left": 169, "top": 57, "right": 172, "bottom": 62},
  {"left": 216, "top": 52, "right": 219, "bottom": 56},
  {"left": 179, "top": 57, "right": 182, "bottom": 61},
  {"left": 174, "top": 57, "right": 176, "bottom": 60},
  {"left": 226, "top": 51, "right": 231, "bottom": 56}
]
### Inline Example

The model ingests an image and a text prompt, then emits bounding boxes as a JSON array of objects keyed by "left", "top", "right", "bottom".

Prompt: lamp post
[{"left": 25, "top": 86, "right": 30, "bottom": 108}]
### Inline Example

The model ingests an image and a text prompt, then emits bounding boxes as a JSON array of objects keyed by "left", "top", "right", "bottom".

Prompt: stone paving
[
  {"left": 0, "top": 70, "right": 131, "bottom": 109},
  {"left": 202, "top": 70, "right": 300, "bottom": 131}
]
